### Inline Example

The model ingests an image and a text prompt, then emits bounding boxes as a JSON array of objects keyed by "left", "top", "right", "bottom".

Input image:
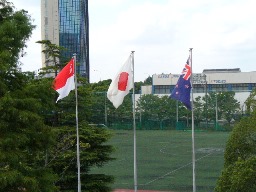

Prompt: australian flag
[{"left": 170, "top": 57, "right": 192, "bottom": 110}]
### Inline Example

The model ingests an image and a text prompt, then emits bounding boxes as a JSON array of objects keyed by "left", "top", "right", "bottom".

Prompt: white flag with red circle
[
  {"left": 53, "top": 58, "right": 75, "bottom": 102},
  {"left": 107, "top": 56, "right": 133, "bottom": 108}
]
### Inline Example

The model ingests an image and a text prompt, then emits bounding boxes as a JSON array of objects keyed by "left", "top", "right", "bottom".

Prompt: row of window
[{"left": 153, "top": 84, "right": 256, "bottom": 94}]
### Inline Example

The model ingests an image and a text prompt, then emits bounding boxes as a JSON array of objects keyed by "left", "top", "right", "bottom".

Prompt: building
[
  {"left": 41, "top": 0, "right": 89, "bottom": 80},
  {"left": 141, "top": 69, "right": 256, "bottom": 108}
]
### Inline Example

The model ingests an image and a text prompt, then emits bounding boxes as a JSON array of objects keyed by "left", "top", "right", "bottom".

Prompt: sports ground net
[{"left": 91, "top": 129, "right": 229, "bottom": 192}]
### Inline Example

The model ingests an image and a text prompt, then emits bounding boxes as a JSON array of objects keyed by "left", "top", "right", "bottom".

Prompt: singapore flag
[{"left": 53, "top": 58, "right": 75, "bottom": 102}]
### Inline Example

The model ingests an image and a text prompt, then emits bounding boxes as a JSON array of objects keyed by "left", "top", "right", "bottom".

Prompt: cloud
[{"left": 10, "top": 0, "right": 256, "bottom": 82}]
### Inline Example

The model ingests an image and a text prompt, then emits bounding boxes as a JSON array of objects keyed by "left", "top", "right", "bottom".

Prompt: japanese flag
[
  {"left": 53, "top": 58, "right": 75, "bottom": 102},
  {"left": 107, "top": 56, "right": 133, "bottom": 108}
]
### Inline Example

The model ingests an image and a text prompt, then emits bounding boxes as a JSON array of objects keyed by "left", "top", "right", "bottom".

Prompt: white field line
[{"left": 142, "top": 152, "right": 213, "bottom": 186}]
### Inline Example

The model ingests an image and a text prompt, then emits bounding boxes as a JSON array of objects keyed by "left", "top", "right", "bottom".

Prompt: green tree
[
  {"left": 0, "top": 91, "right": 57, "bottom": 192},
  {"left": 193, "top": 96, "right": 204, "bottom": 125},
  {"left": 137, "top": 94, "right": 176, "bottom": 129},
  {"left": 143, "top": 75, "right": 152, "bottom": 85},
  {"left": 245, "top": 88, "right": 256, "bottom": 114},
  {"left": 0, "top": 1, "right": 57, "bottom": 191},
  {"left": 47, "top": 81, "right": 115, "bottom": 191},
  {"left": 215, "top": 113, "right": 256, "bottom": 192},
  {"left": 202, "top": 92, "right": 240, "bottom": 126},
  {"left": 36, "top": 40, "right": 67, "bottom": 77},
  {"left": 35, "top": 40, "right": 115, "bottom": 191}
]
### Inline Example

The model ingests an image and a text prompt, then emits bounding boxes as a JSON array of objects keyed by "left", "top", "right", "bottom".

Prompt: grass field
[{"left": 91, "top": 130, "right": 230, "bottom": 192}]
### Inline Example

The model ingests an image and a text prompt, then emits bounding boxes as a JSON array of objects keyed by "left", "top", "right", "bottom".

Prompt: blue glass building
[{"left": 41, "top": 0, "right": 89, "bottom": 81}]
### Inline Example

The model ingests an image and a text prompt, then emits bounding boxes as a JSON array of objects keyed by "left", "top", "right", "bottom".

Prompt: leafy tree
[
  {"left": 0, "top": 91, "right": 57, "bottom": 192},
  {"left": 217, "top": 92, "right": 240, "bottom": 125},
  {"left": 47, "top": 81, "right": 114, "bottom": 191},
  {"left": 90, "top": 79, "right": 111, "bottom": 92},
  {"left": 193, "top": 96, "right": 204, "bottom": 125},
  {"left": 224, "top": 115, "right": 256, "bottom": 166},
  {"left": 36, "top": 40, "right": 67, "bottom": 77},
  {"left": 245, "top": 88, "right": 256, "bottom": 114},
  {"left": 215, "top": 112, "right": 256, "bottom": 192},
  {"left": 137, "top": 94, "right": 176, "bottom": 129},
  {"left": 143, "top": 75, "right": 152, "bottom": 85},
  {"left": 0, "top": 1, "right": 57, "bottom": 191},
  {"left": 215, "top": 156, "right": 256, "bottom": 192},
  {"left": 36, "top": 39, "right": 115, "bottom": 191},
  {"left": 201, "top": 92, "right": 240, "bottom": 126},
  {"left": 0, "top": 0, "right": 34, "bottom": 70}
]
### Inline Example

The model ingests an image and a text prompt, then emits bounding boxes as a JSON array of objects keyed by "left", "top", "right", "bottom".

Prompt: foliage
[
  {"left": 90, "top": 79, "right": 111, "bottom": 92},
  {"left": 224, "top": 114, "right": 256, "bottom": 166},
  {"left": 0, "top": 0, "right": 35, "bottom": 70},
  {"left": 48, "top": 122, "right": 114, "bottom": 192},
  {"left": 0, "top": 1, "right": 58, "bottom": 191},
  {"left": 0, "top": 92, "right": 57, "bottom": 192},
  {"left": 245, "top": 88, "right": 256, "bottom": 114},
  {"left": 193, "top": 92, "right": 240, "bottom": 128},
  {"left": 137, "top": 94, "right": 177, "bottom": 128},
  {"left": 36, "top": 40, "right": 67, "bottom": 77},
  {"left": 143, "top": 75, "right": 152, "bottom": 85},
  {"left": 215, "top": 156, "right": 256, "bottom": 192},
  {"left": 0, "top": 1, "right": 115, "bottom": 190},
  {"left": 35, "top": 41, "right": 115, "bottom": 191},
  {"left": 215, "top": 112, "right": 256, "bottom": 192}
]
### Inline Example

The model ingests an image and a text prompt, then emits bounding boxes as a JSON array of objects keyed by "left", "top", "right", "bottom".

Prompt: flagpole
[
  {"left": 131, "top": 51, "right": 138, "bottom": 192},
  {"left": 176, "top": 100, "right": 178, "bottom": 123},
  {"left": 189, "top": 48, "right": 196, "bottom": 192},
  {"left": 74, "top": 54, "right": 81, "bottom": 192}
]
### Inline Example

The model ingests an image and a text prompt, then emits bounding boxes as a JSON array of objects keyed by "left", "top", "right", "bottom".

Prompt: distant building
[
  {"left": 41, "top": 0, "right": 89, "bottom": 80},
  {"left": 142, "top": 68, "right": 256, "bottom": 107}
]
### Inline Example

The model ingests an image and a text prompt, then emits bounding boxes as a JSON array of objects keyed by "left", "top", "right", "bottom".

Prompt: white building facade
[{"left": 142, "top": 69, "right": 256, "bottom": 108}]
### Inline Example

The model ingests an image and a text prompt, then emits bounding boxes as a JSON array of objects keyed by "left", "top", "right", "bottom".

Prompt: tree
[
  {"left": 36, "top": 40, "right": 67, "bottom": 77},
  {"left": 215, "top": 113, "right": 256, "bottom": 192},
  {"left": 0, "top": 91, "right": 58, "bottom": 192},
  {"left": 201, "top": 92, "right": 240, "bottom": 126},
  {"left": 193, "top": 96, "right": 204, "bottom": 125},
  {"left": 36, "top": 40, "right": 115, "bottom": 191},
  {"left": 245, "top": 88, "right": 256, "bottom": 114},
  {"left": 143, "top": 75, "right": 152, "bottom": 85},
  {"left": 0, "top": 0, "right": 35, "bottom": 70},
  {"left": 137, "top": 94, "right": 176, "bottom": 129},
  {"left": 217, "top": 92, "right": 240, "bottom": 125},
  {"left": 0, "top": 1, "right": 57, "bottom": 191},
  {"left": 46, "top": 80, "right": 115, "bottom": 191}
]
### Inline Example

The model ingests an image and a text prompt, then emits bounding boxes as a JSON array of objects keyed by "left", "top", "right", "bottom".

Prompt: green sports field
[{"left": 91, "top": 130, "right": 230, "bottom": 192}]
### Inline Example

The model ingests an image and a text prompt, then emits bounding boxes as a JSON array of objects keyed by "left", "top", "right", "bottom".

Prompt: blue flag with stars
[{"left": 170, "top": 57, "right": 192, "bottom": 110}]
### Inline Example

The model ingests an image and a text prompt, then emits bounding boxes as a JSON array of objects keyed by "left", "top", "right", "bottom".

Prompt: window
[
  {"left": 154, "top": 85, "right": 171, "bottom": 94},
  {"left": 231, "top": 84, "right": 249, "bottom": 92}
]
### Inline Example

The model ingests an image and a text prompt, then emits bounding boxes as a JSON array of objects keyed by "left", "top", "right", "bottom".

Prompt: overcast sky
[{"left": 12, "top": 0, "right": 256, "bottom": 83}]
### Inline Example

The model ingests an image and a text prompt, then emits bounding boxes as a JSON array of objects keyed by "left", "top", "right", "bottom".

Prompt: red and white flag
[
  {"left": 53, "top": 58, "right": 75, "bottom": 102},
  {"left": 107, "top": 56, "right": 133, "bottom": 108}
]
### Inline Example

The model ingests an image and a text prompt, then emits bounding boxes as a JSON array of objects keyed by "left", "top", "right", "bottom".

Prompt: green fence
[{"left": 105, "top": 119, "right": 227, "bottom": 131}]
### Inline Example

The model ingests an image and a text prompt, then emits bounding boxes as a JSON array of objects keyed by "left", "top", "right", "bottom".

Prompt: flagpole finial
[{"left": 189, "top": 48, "right": 193, "bottom": 51}]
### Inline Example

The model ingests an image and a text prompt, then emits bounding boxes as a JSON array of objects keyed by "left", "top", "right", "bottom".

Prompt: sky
[{"left": 12, "top": 0, "right": 256, "bottom": 83}]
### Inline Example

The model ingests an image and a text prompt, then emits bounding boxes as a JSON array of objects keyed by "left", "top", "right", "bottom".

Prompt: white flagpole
[
  {"left": 74, "top": 54, "right": 81, "bottom": 192},
  {"left": 189, "top": 48, "right": 196, "bottom": 192},
  {"left": 131, "top": 51, "right": 138, "bottom": 192}
]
